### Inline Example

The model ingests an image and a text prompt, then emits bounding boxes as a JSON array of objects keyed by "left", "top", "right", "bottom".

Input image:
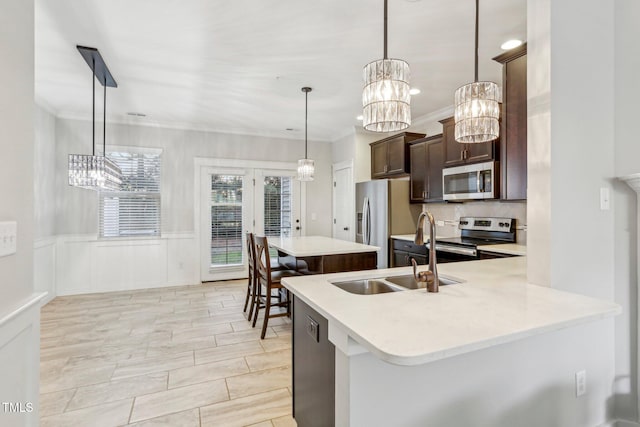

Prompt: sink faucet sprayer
[{"left": 413, "top": 211, "right": 439, "bottom": 293}]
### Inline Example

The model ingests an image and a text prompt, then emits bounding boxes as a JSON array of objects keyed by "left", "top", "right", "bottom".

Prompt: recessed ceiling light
[
  {"left": 500, "top": 39, "right": 523, "bottom": 50},
  {"left": 286, "top": 128, "right": 295, "bottom": 131},
  {"left": 356, "top": 115, "right": 363, "bottom": 121},
  {"left": 409, "top": 88, "right": 421, "bottom": 95},
  {"left": 126, "top": 112, "right": 146, "bottom": 117}
]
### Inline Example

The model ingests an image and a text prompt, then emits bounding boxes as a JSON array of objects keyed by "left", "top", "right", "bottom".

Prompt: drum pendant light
[
  {"left": 68, "top": 46, "right": 123, "bottom": 191},
  {"left": 297, "top": 87, "right": 314, "bottom": 182},
  {"left": 454, "top": 0, "right": 500, "bottom": 143},
  {"left": 362, "top": 0, "right": 411, "bottom": 133}
]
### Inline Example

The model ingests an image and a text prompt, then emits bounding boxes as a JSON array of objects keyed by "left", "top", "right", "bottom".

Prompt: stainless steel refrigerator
[{"left": 356, "top": 180, "right": 421, "bottom": 269}]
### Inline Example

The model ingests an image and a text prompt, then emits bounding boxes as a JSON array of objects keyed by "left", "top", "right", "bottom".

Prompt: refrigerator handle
[
  {"left": 365, "top": 198, "right": 371, "bottom": 245},
  {"left": 361, "top": 197, "right": 368, "bottom": 244}
]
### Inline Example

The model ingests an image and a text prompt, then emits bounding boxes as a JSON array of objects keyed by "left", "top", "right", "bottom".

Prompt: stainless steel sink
[
  {"left": 385, "top": 274, "right": 463, "bottom": 289},
  {"left": 331, "top": 274, "right": 463, "bottom": 295},
  {"left": 331, "top": 279, "right": 400, "bottom": 295}
]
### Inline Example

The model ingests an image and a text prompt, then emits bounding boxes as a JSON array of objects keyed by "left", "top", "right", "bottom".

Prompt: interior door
[
  {"left": 200, "top": 167, "right": 253, "bottom": 282},
  {"left": 332, "top": 165, "right": 353, "bottom": 241}
]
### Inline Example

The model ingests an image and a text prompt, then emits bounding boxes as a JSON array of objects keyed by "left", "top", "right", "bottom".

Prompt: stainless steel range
[{"left": 434, "top": 216, "right": 516, "bottom": 263}]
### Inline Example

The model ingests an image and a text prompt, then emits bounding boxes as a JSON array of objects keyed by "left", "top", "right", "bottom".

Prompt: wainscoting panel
[
  {"left": 54, "top": 234, "right": 198, "bottom": 296},
  {"left": 0, "top": 293, "right": 45, "bottom": 427},
  {"left": 33, "top": 238, "right": 56, "bottom": 305}
]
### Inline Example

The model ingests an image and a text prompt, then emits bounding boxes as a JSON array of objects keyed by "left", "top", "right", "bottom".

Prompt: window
[
  {"left": 264, "top": 175, "right": 293, "bottom": 238},
  {"left": 99, "top": 148, "right": 162, "bottom": 238}
]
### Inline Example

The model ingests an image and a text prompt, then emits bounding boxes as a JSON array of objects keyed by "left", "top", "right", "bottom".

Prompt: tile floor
[{"left": 39, "top": 280, "right": 297, "bottom": 427}]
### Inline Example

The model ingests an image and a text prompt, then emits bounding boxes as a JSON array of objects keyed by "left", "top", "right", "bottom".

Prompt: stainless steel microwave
[{"left": 442, "top": 161, "right": 497, "bottom": 201}]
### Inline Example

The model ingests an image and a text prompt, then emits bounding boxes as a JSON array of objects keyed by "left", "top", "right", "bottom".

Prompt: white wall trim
[
  {"left": 599, "top": 420, "right": 640, "bottom": 427},
  {"left": 0, "top": 293, "right": 46, "bottom": 327},
  {"left": 410, "top": 105, "right": 455, "bottom": 131},
  {"left": 55, "top": 113, "right": 334, "bottom": 143}
]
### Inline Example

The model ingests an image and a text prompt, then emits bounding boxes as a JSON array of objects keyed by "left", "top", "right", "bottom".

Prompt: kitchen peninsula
[{"left": 283, "top": 257, "right": 620, "bottom": 427}]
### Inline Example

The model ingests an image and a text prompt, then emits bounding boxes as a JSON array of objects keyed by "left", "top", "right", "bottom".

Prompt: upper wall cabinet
[
  {"left": 370, "top": 132, "right": 426, "bottom": 179},
  {"left": 409, "top": 135, "right": 444, "bottom": 203},
  {"left": 440, "top": 117, "right": 497, "bottom": 168},
  {"left": 493, "top": 43, "right": 527, "bottom": 201}
]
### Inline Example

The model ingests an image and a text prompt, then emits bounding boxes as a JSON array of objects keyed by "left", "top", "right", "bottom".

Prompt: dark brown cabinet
[
  {"left": 391, "top": 238, "right": 428, "bottom": 267},
  {"left": 440, "top": 116, "right": 496, "bottom": 167},
  {"left": 493, "top": 44, "right": 527, "bottom": 200},
  {"left": 292, "top": 295, "right": 335, "bottom": 427},
  {"left": 370, "top": 132, "right": 426, "bottom": 179},
  {"left": 409, "top": 135, "right": 444, "bottom": 203}
]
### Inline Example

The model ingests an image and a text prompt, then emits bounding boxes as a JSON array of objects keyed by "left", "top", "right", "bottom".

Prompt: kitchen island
[
  {"left": 282, "top": 257, "right": 620, "bottom": 427},
  {"left": 270, "top": 235, "right": 379, "bottom": 274}
]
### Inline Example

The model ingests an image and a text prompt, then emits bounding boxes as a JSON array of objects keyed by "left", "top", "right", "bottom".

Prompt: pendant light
[
  {"left": 297, "top": 87, "right": 314, "bottom": 182},
  {"left": 362, "top": 0, "right": 411, "bottom": 133},
  {"left": 454, "top": 0, "right": 500, "bottom": 143},
  {"left": 68, "top": 46, "right": 123, "bottom": 191}
]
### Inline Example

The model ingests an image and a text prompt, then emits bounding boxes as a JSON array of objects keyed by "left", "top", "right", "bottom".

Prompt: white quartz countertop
[
  {"left": 282, "top": 257, "right": 620, "bottom": 366},
  {"left": 270, "top": 236, "right": 379, "bottom": 257},
  {"left": 478, "top": 243, "right": 527, "bottom": 256}
]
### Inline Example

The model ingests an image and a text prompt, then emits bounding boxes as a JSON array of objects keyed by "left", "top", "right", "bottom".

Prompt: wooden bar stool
[
  {"left": 252, "top": 235, "right": 301, "bottom": 339},
  {"left": 243, "top": 232, "right": 285, "bottom": 322}
]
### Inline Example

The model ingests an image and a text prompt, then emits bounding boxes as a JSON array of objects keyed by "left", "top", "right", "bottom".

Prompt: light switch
[
  {"left": 600, "top": 187, "right": 610, "bottom": 211},
  {"left": 0, "top": 221, "right": 17, "bottom": 257}
]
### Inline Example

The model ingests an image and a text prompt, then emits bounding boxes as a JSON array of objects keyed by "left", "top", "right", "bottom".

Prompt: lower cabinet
[
  {"left": 292, "top": 295, "right": 335, "bottom": 427},
  {"left": 391, "top": 239, "right": 428, "bottom": 267}
]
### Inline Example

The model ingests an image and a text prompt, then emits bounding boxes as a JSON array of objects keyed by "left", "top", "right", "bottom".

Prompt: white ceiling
[{"left": 35, "top": 0, "right": 526, "bottom": 142}]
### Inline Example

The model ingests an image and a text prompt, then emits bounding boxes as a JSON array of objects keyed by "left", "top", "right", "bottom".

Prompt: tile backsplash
[{"left": 421, "top": 201, "right": 527, "bottom": 244}]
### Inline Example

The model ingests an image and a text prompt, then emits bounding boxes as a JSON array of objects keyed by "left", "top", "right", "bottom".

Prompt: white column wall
[
  {"left": 613, "top": 0, "right": 640, "bottom": 421},
  {"left": 0, "top": 0, "right": 41, "bottom": 425}
]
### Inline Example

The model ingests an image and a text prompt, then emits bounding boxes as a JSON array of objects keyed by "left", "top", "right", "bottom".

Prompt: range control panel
[{"left": 458, "top": 217, "right": 514, "bottom": 233}]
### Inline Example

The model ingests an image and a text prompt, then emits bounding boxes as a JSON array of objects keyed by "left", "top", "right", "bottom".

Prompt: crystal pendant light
[
  {"left": 454, "top": 0, "right": 500, "bottom": 143},
  {"left": 68, "top": 46, "right": 123, "bottom": 191},
  {"left": 362, "top": 0, "right": 410, "bottom": 133},
  {"left": 297, "top": 87, "right": 315, "bottom": 182}
]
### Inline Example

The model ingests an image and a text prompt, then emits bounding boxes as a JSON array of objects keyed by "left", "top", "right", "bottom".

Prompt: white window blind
[
  {"left": 99, "top": 148, "right": 162, "bottom": 238},
  {"left": 264, "top": 176, "right": 292, "bottom": 238},
  {"left": 210, "top": 174, "right": 244, "bottom": 266}
]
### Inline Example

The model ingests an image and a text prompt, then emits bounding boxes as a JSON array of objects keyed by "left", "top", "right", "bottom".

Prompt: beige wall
[{"left": 54, "top": 118, "right": 333, "bottom": 237}]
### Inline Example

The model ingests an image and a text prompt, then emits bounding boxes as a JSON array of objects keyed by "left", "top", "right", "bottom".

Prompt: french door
[{"left": 200, "top": 166, "right": 301, "bottom": 281}]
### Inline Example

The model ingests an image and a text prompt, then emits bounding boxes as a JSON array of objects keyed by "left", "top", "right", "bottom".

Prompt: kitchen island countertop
[{"left": 282, "top": 257, "right": 620, "bottom": 366}]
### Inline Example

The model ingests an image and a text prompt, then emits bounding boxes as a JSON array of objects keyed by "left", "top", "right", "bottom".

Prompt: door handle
[
  {"left": 343, "top": 227, "right": 349, "bottom": 231},
  {"left": 296, "top": 226, "right": 301, "bottom": 230}
]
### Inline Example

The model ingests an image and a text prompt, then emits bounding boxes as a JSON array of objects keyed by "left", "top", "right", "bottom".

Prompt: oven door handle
[
  {"left": 477, "top": 171, "right": 482, "bottom": 193},
  {"left": 434, "top": 244, "right": 477, "bottom": 257}
]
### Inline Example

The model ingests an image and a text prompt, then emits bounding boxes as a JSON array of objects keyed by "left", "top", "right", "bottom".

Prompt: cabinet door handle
[
  {"left": 384, "top": 165, "right": 388, "bottom": 173},
  {"left": 422, "top": 190, "right": 426, "bottom": 199}
]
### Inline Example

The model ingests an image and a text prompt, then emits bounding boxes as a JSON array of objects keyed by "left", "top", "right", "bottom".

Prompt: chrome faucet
[{"left": 413, "top": 211, "right": 439, "bottom": 293}]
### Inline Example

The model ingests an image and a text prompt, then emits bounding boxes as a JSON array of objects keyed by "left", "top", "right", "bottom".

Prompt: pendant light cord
[
  {"left": 383, "top": 0, "right": 388, "bottom": 59},
  {"left": 103, "top": 79, "right": 106, "bottom": 156},
  {"left": 474, "top": 0, "right": 479, "bottom": 82},
  {"left": 304, "top": 90, "right": 308, "bottom": 160},
  {"left": 92, "top": 58, "right": 96, "bottom": 156}
]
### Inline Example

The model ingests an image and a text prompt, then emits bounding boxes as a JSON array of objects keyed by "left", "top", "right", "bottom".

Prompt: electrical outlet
[
  {"left": 576, "top": 370, "right": 586, "bottom": 397},
  {"left": 0, "top": 221, "right": 17, "bottom": 257}
]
